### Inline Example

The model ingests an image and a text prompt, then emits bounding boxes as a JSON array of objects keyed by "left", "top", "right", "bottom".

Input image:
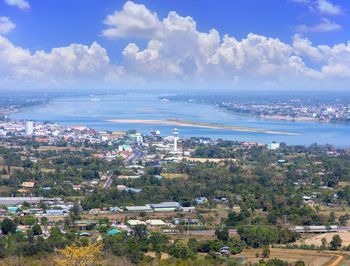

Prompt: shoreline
[{"left": 104, "top": 118, "right": 299, "bottom": 135}]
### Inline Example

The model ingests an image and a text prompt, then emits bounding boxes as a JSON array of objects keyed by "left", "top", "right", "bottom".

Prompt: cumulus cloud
[
  {"left": 316, "top": 0, "right": 342, "bottom": 15},
  {"left": 293, "top": 34, "right": 331, "bottom": 61},
  {"left": 2, "top": 1, "right": 350, "bottom": 89},
  {"left": 293, "top": 34, "right": 350, "bottom": 78},
  {"left": 103, "top": 2, "right": 315, "bottom": 81},
  {"left": 102, "top": 1, "right": 162, "bottom": 39},
  {"left": 0, "top": 16, "right": 15, "bottom": 34},
  {"left": 295, "top": 18, "right": 341, "bottom": 32},
  {"left": 4, "top": 0, "right": 30, "bottom": 10},
  {"left": 0, "top": 35, "right": 114, "bottom": 85}
]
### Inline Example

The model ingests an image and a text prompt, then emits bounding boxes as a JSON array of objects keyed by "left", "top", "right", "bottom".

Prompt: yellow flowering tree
[{"left": 55, "top": 243, "right": 103, "bottom": 266}]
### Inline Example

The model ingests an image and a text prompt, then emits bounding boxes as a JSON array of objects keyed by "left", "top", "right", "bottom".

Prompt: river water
[{"left": 10, "top": 93, "right": 350, "bottom": 147}]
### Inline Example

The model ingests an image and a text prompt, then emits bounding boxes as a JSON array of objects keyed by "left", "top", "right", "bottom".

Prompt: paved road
[
  {"left": 103, "top": 173, "right": 113, "bottom": 189},
  {"left": 125, "top": 147, "right": 146, "bottom": 164}
]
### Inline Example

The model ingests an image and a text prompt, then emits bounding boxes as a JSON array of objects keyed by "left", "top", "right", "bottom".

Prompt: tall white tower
[
  {"left": 173, "top": 128, "right": 178, "bottom": 152},
  {"left": 25, "top": 121, "right": 34, "bottom": 135}
]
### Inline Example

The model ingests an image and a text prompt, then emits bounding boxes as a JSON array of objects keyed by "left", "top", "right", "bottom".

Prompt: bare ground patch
[{"left": 235, "top": 248, "right": 345, "bottom": 266}]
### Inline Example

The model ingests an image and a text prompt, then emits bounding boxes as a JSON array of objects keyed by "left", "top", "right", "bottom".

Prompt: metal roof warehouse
[{"left": 0, "top": 197, "right": 44, "bottom": 206}]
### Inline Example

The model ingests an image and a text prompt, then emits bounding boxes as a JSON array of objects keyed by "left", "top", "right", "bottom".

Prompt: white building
[
  {"left": 173, "top": 128, "right": 178, "bottom": 152},
  {"left": 25, "top": 121, "right": 34, "bottom": 135},
  {"left": 268, "top": 142, "right": 280, "bottom": 150}
]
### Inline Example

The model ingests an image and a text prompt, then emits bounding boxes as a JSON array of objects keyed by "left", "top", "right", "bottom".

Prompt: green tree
[
  {"left": 32, "top": 224, "right": 42, "bottom": 235},
  {"left": 169, "top": 240, "right": 195, "bottom": 260},
  {"left": 1, "top": 218, "right": 16, "bottom": 235},
  {"left": 215, "top": 228, "right": 229, "bottom": 242},
  {"left": 330, "top": 235, "right": 342, "bottom": 250},
  {"left": 262, "top": 246, "right": 270, "bottom": 258}
]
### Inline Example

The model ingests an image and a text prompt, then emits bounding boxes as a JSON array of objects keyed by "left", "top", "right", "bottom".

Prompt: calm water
[{"left": 10, "top": 93, "right": 350, "bottom": 147}]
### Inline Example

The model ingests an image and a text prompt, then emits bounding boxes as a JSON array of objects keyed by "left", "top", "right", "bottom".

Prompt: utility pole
[{"left": 284, "top": 215, "right": 287, "bottom": 227}]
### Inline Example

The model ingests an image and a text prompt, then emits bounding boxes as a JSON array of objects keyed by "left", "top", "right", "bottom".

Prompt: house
[
  {"left": 29, "top": 208, "right": 44, "bottom": 214},
  {"left": 220, "top": 247, "right": 230, "bottom": 255},
  {"left": 22, "top": 181, "right": 35, "bottom": 189},
  {"left": 196, "top": 197, "right": 208, "bottom": 205},
  {"left": 7, "top": 206, "right": 20, "bottom": 213},
  {"left": 108, "top": 229, "right": 121, "bottom": 235},
  {"left": 73, "top": 185, "right": 83, "bottom": 191}
]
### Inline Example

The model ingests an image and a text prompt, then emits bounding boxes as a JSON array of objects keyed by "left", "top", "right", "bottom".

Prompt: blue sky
[{"left": 0, "top": 0, "right": 350, "bottom": 91}]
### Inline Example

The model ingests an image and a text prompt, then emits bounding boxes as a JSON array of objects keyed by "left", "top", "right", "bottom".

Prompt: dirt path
[{"left": 327, "top": 254, "right": 343, "bottom": 266}]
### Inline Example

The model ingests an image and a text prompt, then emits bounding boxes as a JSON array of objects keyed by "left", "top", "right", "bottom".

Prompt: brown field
[
  {"left": 299, "top": 232, "right": 350, "bottom": 246},
  {"left": 161, "top": 173, "right": 188, "bottom": 179},
  {"left": 339, "top": 181, "right": 350, "bottom": 188},
  {"left": 41, "top": 168, "right": 55, "bottom": 173},
  {"left": 146, "top": 251, "right": 170, "bottom": 259},
  {"left": 235, "top": 248, "right": 348, "bottom": 266},
  {"left": 36, "top": 146, "right": 92, "bottom": 151},
  {"left": 83, "top": 211, "right": 199, "bottom": 222},
  {"left": 169, "top": 233, "right": 218, "bottom": 242}
]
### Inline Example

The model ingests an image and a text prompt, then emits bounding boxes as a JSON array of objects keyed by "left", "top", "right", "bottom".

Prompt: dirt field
[
  {"left": 161, "top": 173, "right": 188, "bottom": 179},
  {"left": 235, "top": 248, "right": 348, "bottom": 266},
  {"left": 299, "top": 232, "right": 350, "bottom": 246}
]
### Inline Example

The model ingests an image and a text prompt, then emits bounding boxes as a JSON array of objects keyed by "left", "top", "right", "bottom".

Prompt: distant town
[{"left": 166, "top": 93, "right": 350, "bottom": 123}]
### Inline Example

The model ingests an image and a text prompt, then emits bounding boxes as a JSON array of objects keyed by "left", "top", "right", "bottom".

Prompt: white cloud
[
  {"left": 102, "top": 1, "right": 162, "bottom": 39},
  {"left": 293, "top": 34, "right": 331, "bottom": 61},
  {"left": 2, "top": 1, "right": 350, "bottom": 90},
  {"left": 0, "top": 16, "right": 15, "bottom": 34},
  {"left": 0, "top": 35, "right": 113, "bottom": 85},
  {"left": 102, "top": 2, "right": 316, "bottom": 81},
  {"left": 293, "top": 34, "right": 350, "bottom": 78},
  {"left": 316, "top": 0, "right": 342, "bottom": 15},
  {"left": 4, "top": 0, "right": 30, "bottom": 10},
  {"left": 321, "top": 43, "right": 350, "bottom": 78},
  {"left": 295, "top": 18, "right": 341, "bottom": 32}
]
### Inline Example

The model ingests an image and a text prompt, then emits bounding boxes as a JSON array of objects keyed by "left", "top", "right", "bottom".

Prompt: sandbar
[{"left": 104, "top": 118, "right": 299, "bottom": 135}]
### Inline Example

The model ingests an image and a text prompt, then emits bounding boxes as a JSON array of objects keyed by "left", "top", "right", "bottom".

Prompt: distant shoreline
[{"left": 105, "top": 118, "right": 299, "bottom": 135}]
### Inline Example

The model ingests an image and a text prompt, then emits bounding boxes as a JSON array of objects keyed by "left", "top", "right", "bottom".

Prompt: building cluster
[{"left": 219, "top": 101, "right": 350, "bottom": 122}]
